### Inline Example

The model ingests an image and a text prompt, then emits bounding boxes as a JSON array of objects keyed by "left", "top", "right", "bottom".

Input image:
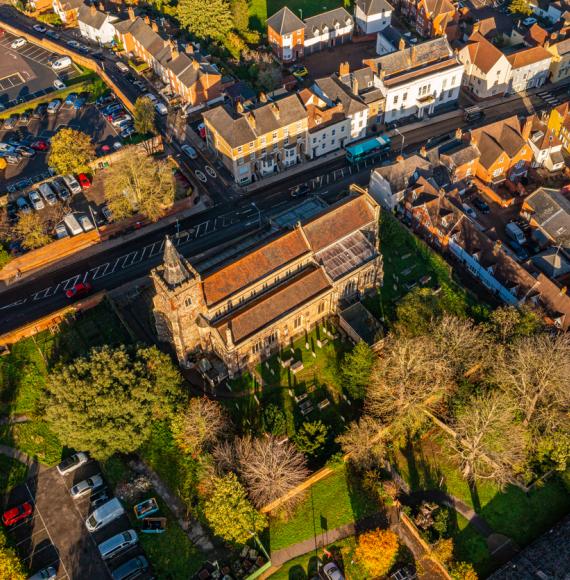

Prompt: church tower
[{"left": 151, "top": 236, "right": 205, "bottom": 363}]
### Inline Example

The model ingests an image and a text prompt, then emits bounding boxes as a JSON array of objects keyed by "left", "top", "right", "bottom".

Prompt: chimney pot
[
  {"left": 339, "top": 61, "right": 350, "bottom": 76},
  {"left": 455, "top": 127, "right": 463, "bottom": 140},
  {"left": 151, "top": 20, "right": 159, "bottom": 32},
  {"left": 144, "top": 15, "right": 150, "bottom": 25},
  {"left": 351, "top": 76, "right": 359, "bottom": 95},
  {"left": 236, "top": 101, "right": 244, "bottom": 114},
  {"left": 259, "top": 92, "right": 267, "bottom": 102},
  {"left": 420, "top": 145, "right": 427, "bottom": 157},
  {"left": 128, "top": 6, "right": 135, "bottom": 20},
  {"left": 396, "top": 154, "right": 404, "bottom": 162},
  {"left": 90, "top": 3, "right": 97, "bottom": 15}
]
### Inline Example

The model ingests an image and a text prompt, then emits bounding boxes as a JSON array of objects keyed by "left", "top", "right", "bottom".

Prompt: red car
[
  {"left": 31, "top": 140, "right": 49, "bottom": 152},
  {"left": 2, "top": 502, "right": 33, "bottom": 526},
  {"left": 65, "top": 282, "right": 92, "bottom": 299},
  {"left": 77, "top": 173, "right": 91, "bottom": 189}
]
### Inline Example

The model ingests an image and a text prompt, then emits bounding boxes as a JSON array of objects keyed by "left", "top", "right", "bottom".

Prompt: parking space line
[{"left": 25, "top": 482, "right": 71, "bottom": 580}]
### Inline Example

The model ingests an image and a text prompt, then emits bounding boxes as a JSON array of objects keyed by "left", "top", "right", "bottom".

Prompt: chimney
[
  {"left": 472, "top": 19, "right": 480, "bottom": 34},
  {"left": 144, "top": 15, "right": 150, "bottom": 25},
  {"left": 396, "top": 154, "right": 404, "bottom": 162},
  {"left": 191, "top": 59, "right": 200, "bottom": 70},
  {"left": 246, "top": 111, "right": 256, "bottom": 129},
  {"left": 493, "top": 239, "right": 502, "bottom": 255},
  {"left": 170, "top": 40, "right": 179, "bottom": 60},
  {"left": 128, "top": 6, "right": 135, "bottom": 20},
  {"left": 90, "top": 3, "right": 97, "bottom": 15},
  {"left": 411, "top": 45, "right": 417, "bottom": 62},
  {"left": 380, "top": 69, "right": 386, "bottom": 81},
  {"left": 271, "top": 102, "right": 280, "bottom": 119},
  {"left": 522, "top": 116, "right": 533, "bottom": 141},
  {"left": 185, "top": 43, "right": 194, "bottom": 55},
  {"left": 151, "top": 20, "right": 159, "bottom": 32},
  {"left": 98, "top": 1, "right": 105, "bottom": 11},
  {"left": 550, "top": 31, "right": 558, "bottom": 41},
  {"left": 236, "top": 101, "right": 244, "bottom": 114},
  {"left": 455, "top": 127, "right": 463, "bottom": 141},
  {"left": 544, "top": 39, "right": 550, "bottom": 48},
  {"left": 420, "top": 145, "right": 427, "bottom": 157},
  {"left": 339, "top": 61, "right": 350, "bottom": 76},
  {"left": 399, "top": 37, "right": 406, "bottom": 50},
  {"left": 259, "top": 92, "right": 267, "bottom": 103},
  {"left": 351, "top": 76, "right": 359, "bottom": 95}
]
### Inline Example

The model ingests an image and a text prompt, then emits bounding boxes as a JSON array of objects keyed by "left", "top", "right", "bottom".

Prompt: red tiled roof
[{"left": 506, "top": 46, "right": 552, "bottom": 68}]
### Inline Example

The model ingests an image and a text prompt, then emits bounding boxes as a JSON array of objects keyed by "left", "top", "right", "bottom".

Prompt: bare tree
[
  {"left": 449, "top": 391, "right": 527, "bottom": 488},
  {"left": 366, "top": 335, "right": 456, "bottom": 436},
  {"left": 337, "top": 416, "right": 386, "bottom": 470},
  {"left": 492, "top": 334, "right": 570, "bottom": 431},
  {"left": 212, "top": 439, "right": 237, "bottom": 474},
  {"left": 231, "top": 435, "right": 309, "bottom": 511},
  {"left": 171, "top": 397, "right": 230, "bottom": 457}
]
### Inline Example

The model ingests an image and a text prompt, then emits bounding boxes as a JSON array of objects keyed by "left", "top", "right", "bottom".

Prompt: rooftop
[
  {"left": 525, "top": 187, "right": 570, "bottom": 254},
  {"left": 266, "top": 6, "right": 304, "bottom": 35}
]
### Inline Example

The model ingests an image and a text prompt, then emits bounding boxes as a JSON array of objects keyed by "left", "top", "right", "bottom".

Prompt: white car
[
  {"left": 70, "top": 474, "right": 104, "bottom": 498},
  {"left": 181, "top": 144, "right": 198, "bottom": 159},
  {"left": 144, "top": 92, "right": 158, "bottom": 104},
  {"left": 111, "top": 114, "right": 132, "bottom": 127},
  {"left": 52, "top": 56, "right": 72, "bottom": 71},
  {"left": 28, "top": 190, "right": 45, "bottom": 211},
  {"left": 33, "top": 24, "right": 47, "bottom": 33},
  {"left": 47, "top": 99, "right": 61, "bottom": 114},
  {"left": 54, "top": 223, "right": 68, "bottom": 239},
  {"left": 155, "top": 102, "right": 168, "bottom": 116},
  {"left": 10, "top": 37, "right": 27, "bottom": 49},
  {"left": 53, "top": 79, "right": 66, "bottom": 90},
  {"left": 57, "top": 452, "right": 88, "bottom": 475}
]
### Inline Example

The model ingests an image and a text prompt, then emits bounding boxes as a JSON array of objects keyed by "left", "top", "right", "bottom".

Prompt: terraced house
[
  {"left": 202, "top": 94, "right": 308, "bottom": 185},
  {"left": 151, "top": 192, "right": 383, "bottom": 375},
  {"left": 113, "top": 8, "right": 222, "bottom": 107}
]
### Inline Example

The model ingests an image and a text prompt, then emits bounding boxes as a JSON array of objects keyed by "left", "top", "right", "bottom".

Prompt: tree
[
  {"left": 230, "top": 435, "right": 309, "bottom": 509},
  {"left": 261, "top": 404, "right": 287, "bottom": 435},
  {"left": 341, "top": 341, "right": 375, "bottom": 399},
  {"left": 104, "top": 150, "right": 175, "bottom": 222},
  {"left": 486, "top": 306, "right": 542, "bottom": 343},
  {"left": 230, "top": 0, "right": 249, "bottom": 32},
  {"left": 509, "top": 0, "right": 532, "bottom": 15},
  {"left": 0, "top": 529, "right": 25, "bottom": 580},
  {"left": 171, "top": 397, "right": 229, "bottom": 457},
  {"left": 293, "top": 420, "right": 329, "bottom": 457},
  {"left": 203, "top": 473, "right": 267, "bottom": 544},
  {"left": 354, "top": 528, "right": 399, "bottom": 577},
  {"left": 337, "top": 416, "right": 386, "bottom": 470},
  {"left": 493, "top": 334, "right": 570, "bottom": 430},
  {"left": 449, "top": 391, "right": 527, "bottom": 487},
  {"left": 255, "top": 63, "right": 282, "bottom": 92},
  {"left": 366, "top": 335, "right": 456, "bottom": 437},
  {"left": 15, "top": 212, "right": 50, "bottom": 249},
  {"left": 88, "top": 78, "right": 108, "bottom": 100},
  {"left": 177, "top": 0, "right": 233, "bottom": 41},
  {"left": 450, "top": 561, "right": 478, "bottom": 580},
  {"left": 133, "top": 96, "right": 157, "bottom": 136},
  {"left": 394, "top": 287, "right": 445, "bottom": 336},
  {"left": 432, "top": 538, "right": 454, "bottom": 566},
  {"left": 45, "top": 346, "right": 182, "bottom": 459},
  {"left": 48, "top": 128, "right": 95, "bottom": 175}
]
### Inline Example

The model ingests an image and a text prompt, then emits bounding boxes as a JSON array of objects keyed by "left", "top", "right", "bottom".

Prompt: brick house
[
  {"left": 267, "top": 6, "right": 305, "bottom": 63},
  {"left": 414, "top": 0, "right": 457, "bottom": 38},
  {"left": 52, "top": 0, "right": 82, "bottom": 24},
  {"left": 151, "top": 192, "right": 384, "bottom": 374}
]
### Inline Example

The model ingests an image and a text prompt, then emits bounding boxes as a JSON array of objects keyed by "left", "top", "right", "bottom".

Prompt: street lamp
[
  {"left": 251, "top": 202, "right": 262, "bottom": 227},
  {"left": 394, "top": 127, "right": 405, "bottom": 156},
  {"left": 298, "top": 8, "right": 303, "bottom": 19}
]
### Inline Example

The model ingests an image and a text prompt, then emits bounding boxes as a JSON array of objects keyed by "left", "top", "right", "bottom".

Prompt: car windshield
[{"left": 87, "top": 515, "right": 97, "bottom": 528}]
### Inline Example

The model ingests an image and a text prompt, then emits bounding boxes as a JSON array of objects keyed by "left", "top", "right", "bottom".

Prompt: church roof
[{"left": 161, "top": 236, "right": 193, "bottom": 288}]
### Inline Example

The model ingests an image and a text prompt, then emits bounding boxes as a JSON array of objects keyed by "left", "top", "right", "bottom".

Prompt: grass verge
[{"left": 0, "top": 455, "right": 28, "bottom": 494}]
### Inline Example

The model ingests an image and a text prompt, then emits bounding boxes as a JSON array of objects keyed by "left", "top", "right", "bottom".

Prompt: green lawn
[
  {"left": 249, "top": 0, "right": 345, "bottom": 31},
  {"left": 0, "top": 455, "right": 28, "bottom": 495},
  {"left": 269, "top": 465, "right": 379, "bottom": 551},
  {"left": 453, "top": 515, "right": 492, "bottom": 577},
  {"left": 393, "top": 434, "right": 570, "bottom": 562}
]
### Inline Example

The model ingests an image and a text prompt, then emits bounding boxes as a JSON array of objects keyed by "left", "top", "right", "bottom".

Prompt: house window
[
  {"left": 293, "top": 316, "right": 302, "bottom": 329},
  {"left": 252, "top": 341, "right": 263, "bottom": 354},
  {"left": 272, "top": 132, "right": 278, "bottom": 141},
  {"left": 249, "top": 141, "right": 254, "bottom": 147},
  {"left": 332, "top": 129, "right": 336, "bottom": 136},
  {"left": 341, "top": 126, "right": 345, "bottom": 132},
  {"left": 267, "top": 330, "right": 278, "bottom": 344},
  {"left": 184, "top": 297, "right": 192, "bottom": 307},
  {"left": 393, "top": 95, "right": 399, "bottom": 105},
  {"left": 492, "top": 167, "right": 503, "bottom": 177},
  {"left": 318, "top": 302, "right": 325, "bottom": 314},
  {"left": 312, "top": 137, "right": 317, "bottom": 144},
  {"left": 402, "top": 92, "right": 407, "bottom": 101},
  {"left": 237, "top": 146, "right": 242, "bottom": 153},
  {"left": 284, "top": 137, "right": 289, "bottom": 145}
]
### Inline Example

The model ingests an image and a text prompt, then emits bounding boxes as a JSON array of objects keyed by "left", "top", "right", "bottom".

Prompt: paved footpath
[{"left": 0, "top": 443, "right": 45, "bottom": 478}]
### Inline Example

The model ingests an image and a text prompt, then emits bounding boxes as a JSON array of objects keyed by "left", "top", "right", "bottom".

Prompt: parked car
[
  {"left": 16, "top": 196, "right": 31, "bottom": 214},
  {"left": 111, "top": 555, "right": 149, "bottom": 580},
  {"left": 98, "top": 530, "right": 138, "bottom": 561},
  {"left": 115, "top": 118, "right": 132, "bottom": 131},
  {"left": 291, "top": 184, "right": 310, "bottom": 197},
  {"left": 292, "top": 64, "right": 308, "bottom": 78},
  {"left": 46, "top": 30, "right": 60, "bottom": 40},
  {"left": 462, "top": 203, "right": 477, "bottom": 219},
  {"left": 38, "top": 183, "right": 57, "bottom": 205},
  {"left": 86, "top": 498, "right": 125, "bottom": 533},
  {"left": 101, "top": 204, "right": 113, "bottom": 222},
  {"left": 96, "top": 93, "right": 115, "bottom": 107},
  {"left": 506, "top": 239, "right": 529, "bottom": 261},
  {"left": 65, "top": 282, "right": 93, "bottom": 299},
  {"left": 66, "top": 40, "right": 80, "bottom": 48},
  {"left": 15, "top": 145, "right": 35, "bottom": 158},
  {"left": 52, "top": 56, "right": 72, "bottom": 71},
  {"left": 63, "top": 174, "right": 82, "bottom": 194},
  {"left": 155, "top": 102, "right": 168, "bottom": 116},
  {"left": 32, "top": 103, "right": 48, "bottom": 118},
  {"left": 321, "top": 562, "right": 345, "bottom": 580},
  {"left": 77, "top": 173, "right": 91, "bottom": 189},
  {"left": 56, "top": 452, "right": 88, "bottom": 475},
  {"left": 32, "top": 24, "right": 47, "bottom": 33},
  {"left": 54, "top": 222, "right": 68, "bottom": 239},
  {"left": 64, "top": 92, "right": 78, "bottom": 106},
  {"left": 70, "top": 474, "right": 104, "bottom": 498},
  {"left": 472, "top": 196, "right": 490, "bottom": 214},
  {"left": 31, "top": 139, "right": 49, "bottom": 151},
  {"left": 73, "top": 98, "right": 85, "bottom": 110},
  {"left": 181, "top": 144, "right": 198, "bottom": 159},
  {"left": 144, "top": 92, "right": 158, "bottom": 104},
  {"left": 2, "top": 502, "right": 33, "bottom": 526},
  {"left": 47, "top": 99, "right": 62, "bottom": 114},
  {"left": 19, "top": 111, "right": 31, "bottom": 125},
  {"left": 52, "top": 178, "right": 71, "bottom": 201},
  {"left": 28, "top": 189, "right": 45, "bottom": 210},
  {"left": 120, "top": 127, "right": 135, "bottom": 139},
  {"left": 3, "top": 115, "right": 18, "bottom": 130},
  {"left": 77, "top": 214, "right": 94, "bottom": 232},
  {"left": 29, "top": 566, "right": 57, "bottom": 580},
  {"left": 10, "top": 37, "right": 27, "bottom": 49},
  {"left": 102, "top": 103, "right": 123, "bottom": 115},
  {"left": 112, "top": 114, "right": 132, "bottom": 127}
]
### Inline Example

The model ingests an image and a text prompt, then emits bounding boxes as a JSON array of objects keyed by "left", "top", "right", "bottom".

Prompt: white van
[
  {"left": 77, "top": 214, "right": 94, "bottom": 232},
  {"left": 63, "top": 174, "right": 82, "bottom": 194},
  {"left": 52, "top": 56, "right": 72, "bottom": 71},
  {"left": 155, "top": 102, "right": 168, "bottom": 116},
  {"left": 86, "top": 498, "right": 125, "bottom": 533},
  {"left": 98, "top": 529, "right": 138, "bottom": 560},
  {"left": 116, "top": 61, "right": 129, "bottom": 74},
  {"left": 38, "top": 182, "right": 57, "bottom": 205},
  {"left": 63, "top": 213, "right": 83, "bottom": 236}
]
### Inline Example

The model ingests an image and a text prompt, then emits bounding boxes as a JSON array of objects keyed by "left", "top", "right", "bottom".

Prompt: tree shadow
[{"left": 468, "top": 478, "right": 482, "bottom": 513}]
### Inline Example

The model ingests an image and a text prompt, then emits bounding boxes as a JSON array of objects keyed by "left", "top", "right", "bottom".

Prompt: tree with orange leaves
[{"left": 354, "top": 528, "right": 399, "bottom": 577}]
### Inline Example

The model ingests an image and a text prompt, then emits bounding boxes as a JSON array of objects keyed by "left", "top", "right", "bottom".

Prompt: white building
[
  {"left": 507, "top": 46, "right": 552, "bottom": 93},
  {"left": 313, "top": 76, "right": 369, "bottom": 141},
  {"left": 365, "top": 37, "right": 464, "bottom": 124},
  {"left": 527, "top": 116, "right": 566, "bottom": 172},
  {"left": 303, "top": 8, "right": 354, "bottom": 55},
  {"left": 78, "top": 4, "right": 118, "bottom": 45},
  {"left": 376, "top": 26, "right": 403, "bottom": 55},
  {"left": 355, "top": 0, "right": 393, "bottom": 35},
  {"left": 459, "top": 32, "right": 512, "bottom": 99}
]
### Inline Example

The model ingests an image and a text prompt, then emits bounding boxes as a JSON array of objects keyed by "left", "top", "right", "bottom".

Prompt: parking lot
[
  {"left": 3, "top": 459, "right": 152, "bottom": 579},
  {"left": 0, "top": 28, "right": 81, "bottom": 109}
]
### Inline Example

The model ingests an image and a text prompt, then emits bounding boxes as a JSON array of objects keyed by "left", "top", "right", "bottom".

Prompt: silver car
[
  {"left": 28, "top": 190, "right": 45, "bottom": 211},
  {"left": 70, "top": 474, "right": 104, "bottom": 498},
  {"left": 29, "top": 566, "right": 56, "bottom": 580}
]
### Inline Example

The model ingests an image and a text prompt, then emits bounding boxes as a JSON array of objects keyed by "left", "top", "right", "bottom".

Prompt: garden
[{"left": 248, "top": 0, "right": 345, "bottom": 31}]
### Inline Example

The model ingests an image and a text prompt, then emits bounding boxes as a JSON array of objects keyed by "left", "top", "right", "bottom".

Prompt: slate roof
[
  {"left": 266, "top": 6, "right": 304, "bottom": 35},
  {"left": 531, "top": 247, "right": 570, "bottom": 278},
  {"left": 439, "top": 141, "right": 480, "bottom": 167},
  {"left": 469, "top": 116, "right": 526, "bottom": 168},
  {"left": 114, "top": 16, "right": 171, "bottom": 63},
  {"left": 77, "top": 4, "right": 112, "bottom": 29},
  {"left": 304, "top": 7, "right": 353, "bottom": 40},
  {"left": 525, "top": 187, "right": 570, "bottom": 254},
  {"left": 356, "top": 0, "right": 393, "bottom": 16},
  {"left": 202, "top": 229, "right": 311, "bottom": 306},
  {"left": 314, "top": 76, "right": 368, "bottom": 115},
  {"left": 214, "top": 265, "right": 332, "bottom": 344},
  {"left": 372, "top": 154, "right": 433, "bottom": 192},
  {"left": 202, "top": 93, "right": 306, "bottom": 148}
]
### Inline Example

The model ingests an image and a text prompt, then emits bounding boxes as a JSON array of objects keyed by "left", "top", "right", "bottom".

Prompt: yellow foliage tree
[
  {"left": 432, "top": 538, "right": 454, "bottom": 566},
  {"left": 451, "top": 561, "right": 478, "bottom": 580},
  {"left": 354, "top": 528, "right": 399, "bottom": 577},
  {"left": 48, "top": 127, "right": 95, "bottom": 175},
  {"left": 0, "top": 530, "right": 26, "bottom": 580}
]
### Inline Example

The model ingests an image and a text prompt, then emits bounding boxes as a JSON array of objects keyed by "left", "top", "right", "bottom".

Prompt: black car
[
  {"left": 506, "top": 239, "right": 529, "bottom": 261},
  {"left": 6, "top": 202, "right": 18, "bottom": 223},
  {"left": 32, "top": 103, "right": 48, "bottom": 118},
  {"left": 52, "top": 178, "right": 70, "bottom": 201},
  {"left": 46, "top": 54, "right": 59, "bottom": 65},
  {"left": 19, "top": 110, "right": 31, "bottom": 125},
  {"left": 472, "top": 196, "right": 490, "bottom": 214},
  {"left": 291, "top": 184, "right": 310, "bottom": 197},
  {"left": 3, "top": 115, "right": 19, "bottom": 130}
]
